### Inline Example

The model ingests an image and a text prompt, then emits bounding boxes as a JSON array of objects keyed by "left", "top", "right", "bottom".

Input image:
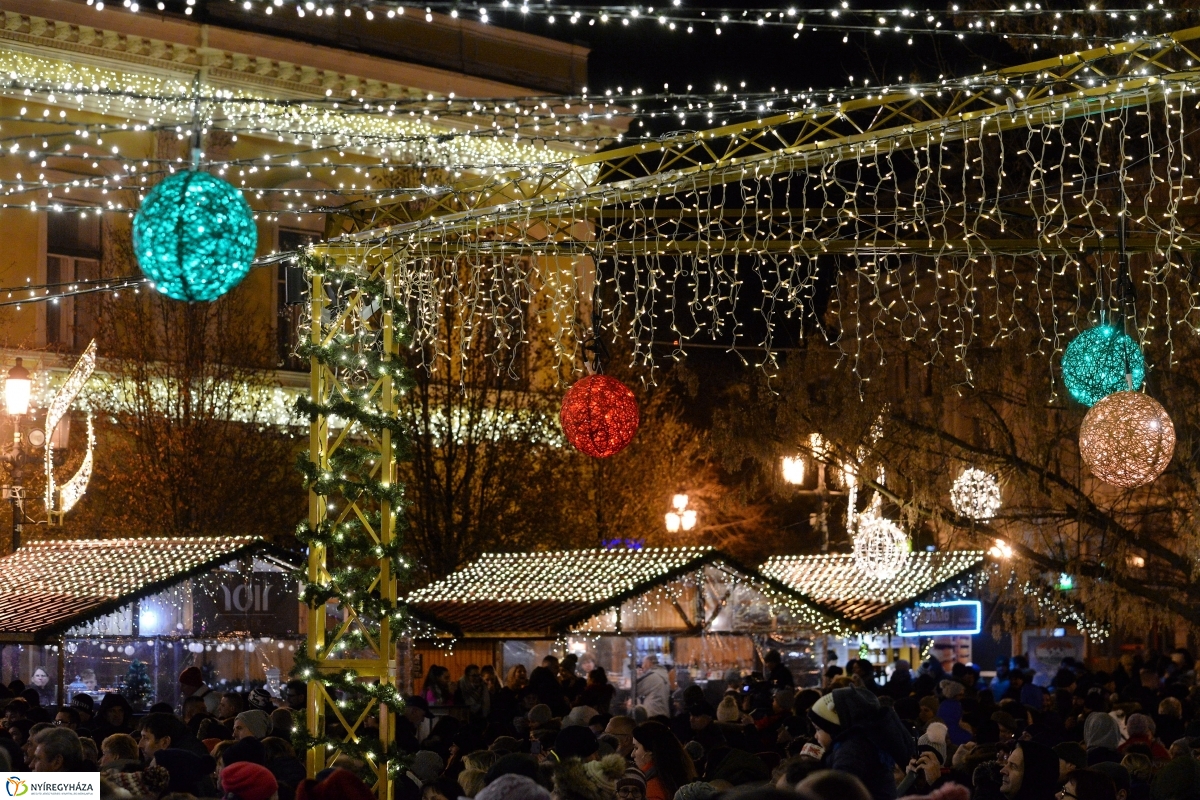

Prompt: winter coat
[
  {"left": 821, "top": 687, "right": 917, "bottom": 800},
  {"left": 640, "top": 763, "right": 671, "bottom": 800},
  {"left": 637, "top": 668, "right": 671, "bottom": 718}
]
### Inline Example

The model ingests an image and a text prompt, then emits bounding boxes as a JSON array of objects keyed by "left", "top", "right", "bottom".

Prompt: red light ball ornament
[{"left": 560, "top": 374, "right": 640, "bottom": 458}]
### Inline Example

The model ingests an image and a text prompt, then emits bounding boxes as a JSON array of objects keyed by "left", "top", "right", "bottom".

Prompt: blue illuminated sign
[{"left": 897, "top": 600, "right": 982, "bottom": 637}]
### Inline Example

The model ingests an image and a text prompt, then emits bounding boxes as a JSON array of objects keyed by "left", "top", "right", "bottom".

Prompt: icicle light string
[{"left": 301, "top": 81, "right": 1200, "bottom": 385}]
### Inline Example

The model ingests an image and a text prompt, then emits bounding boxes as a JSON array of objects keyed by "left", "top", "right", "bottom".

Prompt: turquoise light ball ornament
[
  {"left": 132, "top": 170, "right": 257, "bottom": 302},
  {"left": 1061, "top": 324, "right": 1145, "bottom": 407}
]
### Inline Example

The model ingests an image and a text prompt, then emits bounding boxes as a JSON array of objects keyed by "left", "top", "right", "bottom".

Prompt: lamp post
[
  {"left": 782, "top": 435, "right": 850, "bottom": 552},
  {"left": 665, "top": 492, "right": 697, "bottom": 533},
  {"left": 3, "top": 358, "right": 41, "bottom": 552}
]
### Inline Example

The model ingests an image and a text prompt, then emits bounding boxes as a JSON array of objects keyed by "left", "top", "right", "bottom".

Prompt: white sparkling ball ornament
[
  {"left": 950, "top": 468, "right": 1002, "bottom": 521},
  {"left": 852, "top": 514, "right": 910, "bottom": 580},
  {"left": 1079, "top": 391, "right": 1175, "bottom": 488}
]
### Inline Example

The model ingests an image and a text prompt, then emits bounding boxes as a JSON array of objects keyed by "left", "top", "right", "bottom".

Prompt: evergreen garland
[{"left": 288, "top": 253, "right": 415, "bottom": 778}]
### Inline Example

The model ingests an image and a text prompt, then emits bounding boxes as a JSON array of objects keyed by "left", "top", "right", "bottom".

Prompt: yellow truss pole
[{"left": 306, "top": 258, "right": 399, "bottom": 800}]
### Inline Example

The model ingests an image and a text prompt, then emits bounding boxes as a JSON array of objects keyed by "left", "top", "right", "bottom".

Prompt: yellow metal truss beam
[{"left": 325, "top": 26, "right": 1200, "bottom": 246}]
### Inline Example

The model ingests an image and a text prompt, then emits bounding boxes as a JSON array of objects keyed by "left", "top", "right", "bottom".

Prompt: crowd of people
[
  {"left": 0, "top": 666, "right": 366, "bottom": 800},
  {"left": 396, "top": 650, "right": 1200, "bottom": 800},
  {"left": 4, "top": 649, "right": 1200, "bottom": 800}
]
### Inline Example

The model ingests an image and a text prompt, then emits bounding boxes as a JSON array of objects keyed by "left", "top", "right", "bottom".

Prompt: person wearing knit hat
[
  {"left": 917, "top": 722, "right": 947, "bottom": 765},
  {"left": 233, "top": 710, "right": 272, "bottom": 741},
  {"left": 528, "top": 704, "right": 554, "bottom": 728},
  {"left": 1052, "top": 742, "right": 1087, "bottom": 779},
  {"left": 1121, "top": 713, "right": 1171, "bottom": 761},
  {"left": 476, "top": 774, "right": 551, "bottom": 800},
  {"left": 806, "top": 688, "right": 916, "bottom": 800},
  {"left": 248, "top": 688, "right": 275, "bottom": 713},
  {"left": 616, "top": 770, "right": 647, "bottom": 800},
  {"left": 715, "top": 697, "right": 739, "bottom": 724},
  {"left": 296, "top": 768, "right": 375, "bottom": 800},
  {"left": 410, "top": 750, "right": 444, "bottom": 784},
  {"left": 554, "top": 726, "right": 600, "bottom": 761},
  {"left": 564, "top": 706, "right": 599, "bottom": 729},
  {"left": 178, "top": 667, "right": 219, "bottom": 716},
  {"left": 938, "top": 681, "right": 965, "bottom": 701},
  {"left": 222, "top": 736, "right": 268, "bottom": 767},
  {"left": 672, "top": 782, "right": 716, "bottom": 800},
  {"left": 222, "top": 761, "right": 279, "bottom": 800}
]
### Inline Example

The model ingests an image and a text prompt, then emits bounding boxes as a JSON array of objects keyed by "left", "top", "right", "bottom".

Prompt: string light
[
  {"left": 950, "top": 468, "right": 1002, "bottom": 522},
  {"left": 762, "top": 551, "right": 987, "bottom": 630},
  {"left": 1061, "top": 325, "right": 1146, "bottom": 407},
  {"left": 1078, "top": 391, "right": 1176, "bottom": 488},
  {"left": 133, "top": 171, "right": 258, "bottom": 302},
  {"left": 409, "top": 547, "right": 846, "bottom": 635},
  {"left": 0, "top": 536, "right": 263, "bottom": 634}
]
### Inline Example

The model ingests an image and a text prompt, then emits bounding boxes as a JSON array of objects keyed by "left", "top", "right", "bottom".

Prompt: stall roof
[
  {"left": 406, "top": 546, "right": 836, "bottom": 638},
  {"left": 0, "top": 536, "right": 297, "bottom": 642},
  {"left": 760, "top": 550, "right": 988, "bottom": 631}
]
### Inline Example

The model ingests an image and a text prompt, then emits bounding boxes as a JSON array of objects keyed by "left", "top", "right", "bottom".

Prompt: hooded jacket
[
  {"left": 818, "top": 687, "right": 917, "bottom": 800},
  {"left": 1011, "top": 741, "right": 1060, "bottom": 800}
]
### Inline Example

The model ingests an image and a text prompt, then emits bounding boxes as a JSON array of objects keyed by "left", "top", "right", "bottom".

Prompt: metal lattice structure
[
  {"left": 304, "top": 258, "right": 401, "bottom": 799},
  {"left": 326, "top": 25, "right": 1200, "bottom": 245},
  {"left": 302, "top": 25, "right": 1200, "bottom": 787}
]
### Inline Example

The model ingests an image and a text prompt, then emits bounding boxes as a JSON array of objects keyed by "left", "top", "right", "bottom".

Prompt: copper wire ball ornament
[
  {"left": 560, "top": 374, "right": 640, "bottom": 458},
  {"left": 1079, "top": 391, "right": 1175, "bottom": 488}
]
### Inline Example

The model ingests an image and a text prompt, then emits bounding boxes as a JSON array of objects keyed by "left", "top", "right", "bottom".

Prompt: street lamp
[
  {"left": 665, "top": 492, "right": 697, "bottom": 533},
  {"left": 3, "top": 358, "right": 41, "bottom": 552},
  {"left": 782, "top": 434, "right": 850, "bottom": 552},
  {"left": 5, "top": 358, "right": 31, "bottom": 416}
]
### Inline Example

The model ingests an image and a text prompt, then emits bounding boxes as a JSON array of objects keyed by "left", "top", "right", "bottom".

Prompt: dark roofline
[
  {"left": 407, "top": 549, "right": 849, "bottom": 639},
  {"left": 1, "top": 539, "right": 304, "bottom": 644}
]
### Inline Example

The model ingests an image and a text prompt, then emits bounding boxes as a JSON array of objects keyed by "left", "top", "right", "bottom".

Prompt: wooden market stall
[
  {"left": 404, "top": 546, "right": 846, "bottom": 697},
  {"left": 0, "top": 536, "right": 304, "bottom": 709},
  {"left": 761, "top": 550, "right": 990, "bottom": 673}
]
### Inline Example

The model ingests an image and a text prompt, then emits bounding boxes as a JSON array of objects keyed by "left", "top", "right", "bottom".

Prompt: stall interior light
[{"left": 896, "top": 599, "right": 983, "bottom": 637}]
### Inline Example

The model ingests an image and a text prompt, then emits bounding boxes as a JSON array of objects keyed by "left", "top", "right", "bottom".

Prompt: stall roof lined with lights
[
  {"left": 760, "top": 550, "right": 989, "bottom": 632},
  {"left": 0, "top": 536, "right": 299, "bottom": 643},
  {"left": 406, "top": 546, "right": 845, "bottom": 639}
]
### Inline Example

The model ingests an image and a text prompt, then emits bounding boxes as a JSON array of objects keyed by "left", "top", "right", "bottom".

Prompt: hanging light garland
[
  {"left": 950, "top": 468, "right": 1002, "bottom": 522},
  {"left": 1061, "top": 325, "right": 1146, "bottom": 407},
  {"left": 1078, "top": 391, "right": 1175, "bottom": 488}
]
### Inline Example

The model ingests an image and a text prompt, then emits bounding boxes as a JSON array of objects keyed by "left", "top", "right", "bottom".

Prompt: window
[
  {"left": 46, "top": 213, "right": 101, "bottom": 351},
  {"left": 277, "top": 229, "right": 318, "bottom": 370}
]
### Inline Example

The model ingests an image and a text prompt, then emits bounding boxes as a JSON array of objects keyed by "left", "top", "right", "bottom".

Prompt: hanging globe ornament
[
  {"left": 132, "top": 170, "right": 257, "bottom": 302},
  {"left": 560, "top": 374, "right": 640, "bottom": 458},
  {"left": 1079, "top": 391, "right": 1175, "bottom": 488},
  {"left": 950, "top": 467, "right": 1002, "bottom": 522},
  {"left": 852, "top": 513, "right": 910, "bottom": 581},
  {"left": 1061, "top": 325, "right": 1145, "bottom": 407}
]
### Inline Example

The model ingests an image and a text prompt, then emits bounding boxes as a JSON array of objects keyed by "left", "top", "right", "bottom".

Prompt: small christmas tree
[{"left": 121, "top": 659, "right": 152, "bottom": 709}]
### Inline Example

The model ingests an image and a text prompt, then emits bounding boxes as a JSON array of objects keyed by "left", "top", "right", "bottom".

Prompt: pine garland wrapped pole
[{"left": 293, "top": 254, "right": 413, "bottom": 796}]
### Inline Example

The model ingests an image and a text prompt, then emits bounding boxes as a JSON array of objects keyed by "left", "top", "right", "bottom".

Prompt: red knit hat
[
  {"left": 179, "top": 667, "right": 203, "bottom": 687},
  {"left": 297, "top": 769, "right": 375, "bottom": 800},
  {"left": 221, "top": 761, "right": 278, "bottom": 800}
]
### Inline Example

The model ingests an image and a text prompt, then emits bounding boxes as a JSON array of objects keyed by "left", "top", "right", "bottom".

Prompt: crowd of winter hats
[{"left": 14, "top": 646, "right": 1200, "bottom": 800}]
